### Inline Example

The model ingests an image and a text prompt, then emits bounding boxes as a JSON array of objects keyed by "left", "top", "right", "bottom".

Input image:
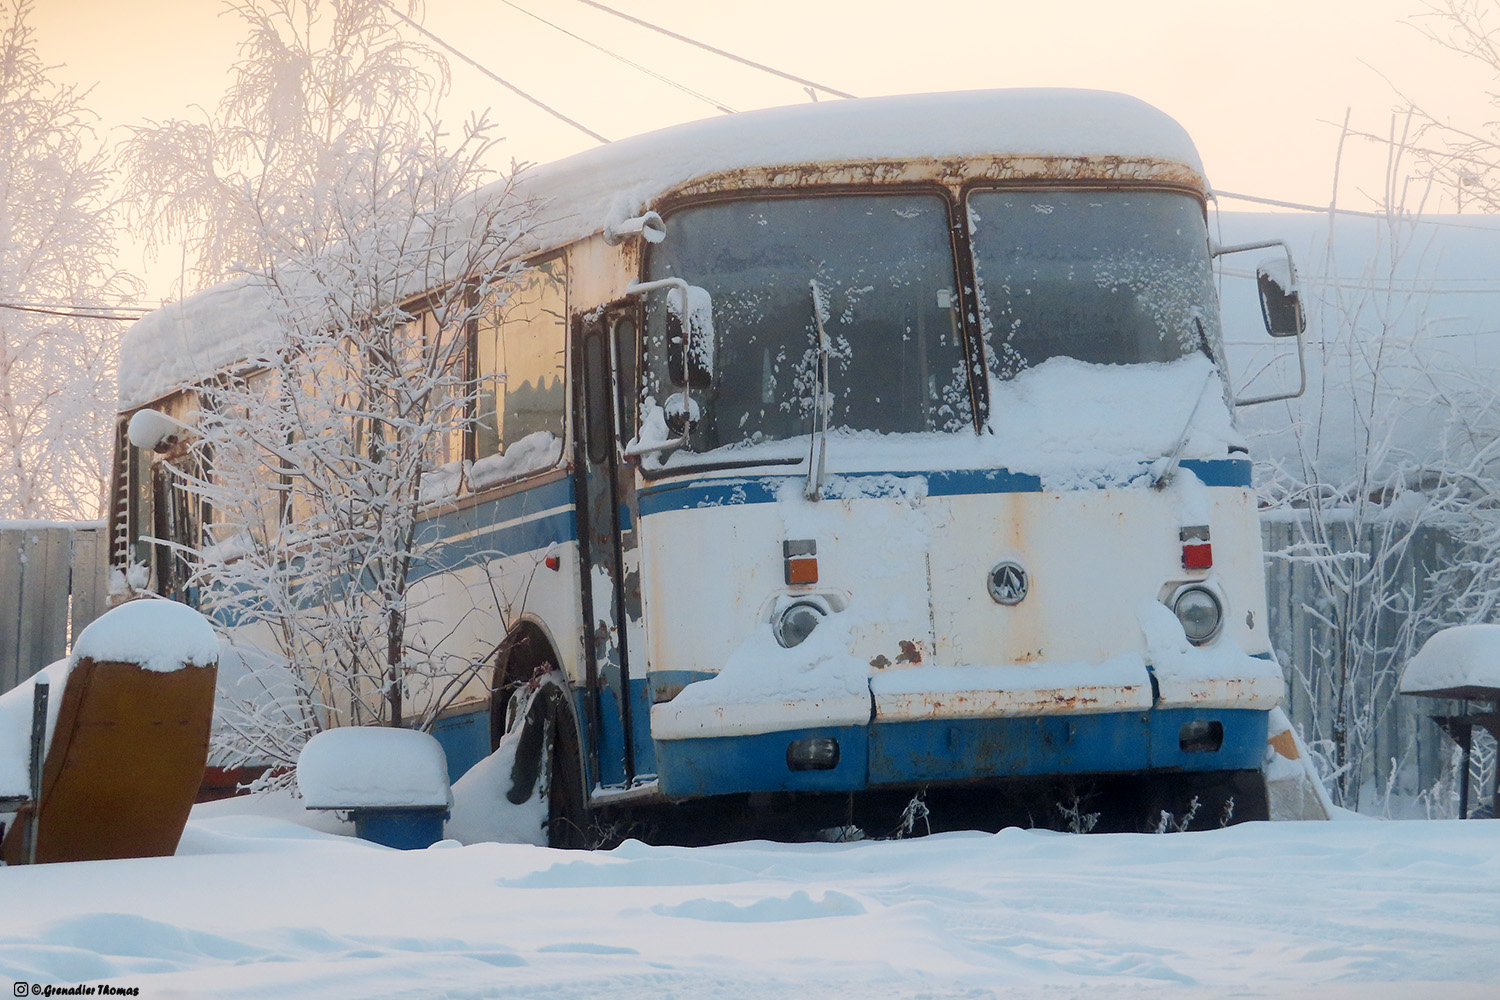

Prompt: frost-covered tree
[
  {"left": 0, "top": 0, "right": 134, "bottom": 519},
  {"left": 120, "top": 0, "right": 448, "bottom": 292},
  {"left": 1405, "top": 0, "right": 1500, "bottom": 212},
  {"left": 122, "top": 0, "right": 533, "bottom": 779},
  {"left": 1254, "top": 117, "right": 1500, "bottom": 814}
]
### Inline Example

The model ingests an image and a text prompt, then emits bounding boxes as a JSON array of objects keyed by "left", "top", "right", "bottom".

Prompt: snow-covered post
[
  {"left": 1400, "top": 624, "right": 1500, "bottom": 818},
  {"left": 22, "top": 679, "right": 47, "bottom": 864}
]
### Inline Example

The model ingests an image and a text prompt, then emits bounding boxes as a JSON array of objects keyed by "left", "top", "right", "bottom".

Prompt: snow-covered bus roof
[{"left": 118, "top": 88, "right": 1204, "bottom": 409}]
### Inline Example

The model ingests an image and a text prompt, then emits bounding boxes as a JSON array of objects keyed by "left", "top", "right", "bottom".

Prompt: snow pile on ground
[
  {"left": 1400, "top": 624, "right": 1500, "bottom": 696},
  {"left": 296, "top": 728, "right": 451, "bottom": 810},
  {"left": 0, "top": 814, "right": 1495, "bottom": 999},
  {"left": 444, "top": 725, "right": 546, "bottom": 847}
]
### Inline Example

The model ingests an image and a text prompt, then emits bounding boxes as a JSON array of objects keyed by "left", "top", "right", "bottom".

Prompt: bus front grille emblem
[{"left": 988, "top": 562, "right": 1029, "bottom": 605}]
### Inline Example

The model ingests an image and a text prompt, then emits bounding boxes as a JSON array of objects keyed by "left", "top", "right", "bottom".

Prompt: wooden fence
[
  {"left": 1261, "top": 516, "right": 1465, "bottom": 811},
  {"left": 0, "top": 521, "right": 109, "bottom": 696}
]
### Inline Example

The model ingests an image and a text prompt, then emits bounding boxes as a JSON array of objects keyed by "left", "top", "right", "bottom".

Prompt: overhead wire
[
  {"left": 1214, "top": 189, "right": 1500, "bottom": 232},
  {"left": 567, "top": 0, "right": 856, "bottom": 100},
  {"left": 496, "top": 0, "right": 737, "bottom": 114},
  {"left": 0, "top": 301, "right": 152, "bottom": 322},
  {"left": 377, "top": 0, "right": 611, "bottom": 144}
]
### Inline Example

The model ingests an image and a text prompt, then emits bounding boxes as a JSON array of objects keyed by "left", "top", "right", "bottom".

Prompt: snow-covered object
[
  {"left": 1399, "top": 624, "right": 1500, "bottom": 697},
  {"left": 444, "top": 722, "right": 546, "bottom": 846},
  {"left": 1137, "top": 600, "right": 1285, "bottom": 709},
  {"left": 646, "top": 355, "right": 1242, "bottom": 485},
  {"left": 119, "top": 89, "right": 1202, "bottom": 408},
  {"left": 0, "top": 602, "right": 220, "bottom": 796},
  {"left": 70, "top": 599, "right": 220, "bottom": 673},
  {"left": 125, "top": 407, "right": 186, "bottom": 450},
  {"left": 651, "top": 615, "right": 872, "bottom": 740},
  {"left": 1264, "top": 706, "right": 1334, "bottom": 822},
  {"left": 467, "top": 431, "right": 563, "bottom": 491},
  {"left": 666, "top": 283, "right": 714, "bottom": 379},
  {"left": 982, "top": 356, "right": 1240, "bottom": 489},
  {"left": 0, "top": 658, "right": 71, "bottom": 797},
  {"left": 297, "top": 727, "right": 452, "bottom": 810}
]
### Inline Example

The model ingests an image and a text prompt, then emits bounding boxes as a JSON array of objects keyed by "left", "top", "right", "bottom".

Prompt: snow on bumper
[
  {"left": 651, "top": 604, "right": 1282, "bottom": 741},
  {"left": 869, "top": 657, "right": 1152, "bottom": 722}
]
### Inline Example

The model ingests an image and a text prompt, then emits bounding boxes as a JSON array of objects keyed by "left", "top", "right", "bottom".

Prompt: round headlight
[
  {"left": 1173, "top": 587, "right": 1223, "bottom": 645},
  {"left": 774, "top": 601, "right": 826, "bottom": 648}
]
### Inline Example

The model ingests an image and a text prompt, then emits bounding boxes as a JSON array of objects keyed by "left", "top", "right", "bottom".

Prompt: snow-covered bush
[{"left": 1246, "top": 117, "right": 1500, "bottom": 813}]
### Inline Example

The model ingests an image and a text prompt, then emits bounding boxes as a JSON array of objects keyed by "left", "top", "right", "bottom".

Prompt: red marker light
[
  {"left": 544, "top": 555, "right": 561, "bottom": 571},
  {"left": 1179, "top": 525, "right": 1212, "bottom": 571}
]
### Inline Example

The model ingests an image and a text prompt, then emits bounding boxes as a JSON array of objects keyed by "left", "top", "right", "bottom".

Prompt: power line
[
  {"left": 568, "top": 0, "right": 856, "bottom": 100},
  {"left": 1213, "top": 189, "right": 1500, "bottom": 232},
  {"left": 378, "top": 0, "right": 611, "bottom": 144},
  {"left": 498, "top": 0, "right": 737, "bottom": 114},
  {"left": 0, "top": 301, "right": 152, "bottom": 322}
]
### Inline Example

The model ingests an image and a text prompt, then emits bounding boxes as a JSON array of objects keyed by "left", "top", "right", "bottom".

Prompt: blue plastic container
[{"left": 350, "top": 807, "right": 449, "bottom": 850}]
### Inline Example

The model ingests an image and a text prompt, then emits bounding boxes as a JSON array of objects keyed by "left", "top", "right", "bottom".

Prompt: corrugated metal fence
[{"left": 0, "top": 521, "right": 109, "bottom": 696}]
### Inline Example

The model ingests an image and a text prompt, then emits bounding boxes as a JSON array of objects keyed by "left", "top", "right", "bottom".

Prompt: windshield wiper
[
  {"left": 1151, "top": 367, "right": 1217, "bottom": 489},
  {"left": 806, "top": 279, "right": 832, "bottom": 500}
]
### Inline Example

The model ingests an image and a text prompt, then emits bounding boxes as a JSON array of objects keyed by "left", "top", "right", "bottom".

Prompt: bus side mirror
[
  {"left": 1256, "top": 257, "right": 1305, "bottom": 338},
  {"left": 666, "top": 284, "right": 714, "bottom": 389}
]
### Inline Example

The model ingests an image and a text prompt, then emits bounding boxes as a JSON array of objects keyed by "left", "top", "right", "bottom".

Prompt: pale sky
[{"left": 28, "top": 0, "right": 1487, "bottom": 298}]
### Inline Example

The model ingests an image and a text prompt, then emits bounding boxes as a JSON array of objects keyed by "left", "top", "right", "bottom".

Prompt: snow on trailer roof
[{"left": 117, "top": 89, "right": 1204, "bottom": 410}]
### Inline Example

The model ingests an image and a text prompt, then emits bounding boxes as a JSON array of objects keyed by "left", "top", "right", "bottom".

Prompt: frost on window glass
[
  {"left": 967, "top": 190, "right": 1223, "bottom": 379},
  {"left": 644, "top": 195, "right": 972, "bottom": 453}
]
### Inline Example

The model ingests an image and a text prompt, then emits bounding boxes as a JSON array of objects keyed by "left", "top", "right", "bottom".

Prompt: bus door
[{"left": 573, "top": 307, "right": 648, "bottom": 789}]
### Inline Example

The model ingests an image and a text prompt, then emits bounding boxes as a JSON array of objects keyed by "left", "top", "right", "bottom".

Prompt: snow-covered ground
[{"left": 1, "top": 810, "right": 1495, "bottom": 999}]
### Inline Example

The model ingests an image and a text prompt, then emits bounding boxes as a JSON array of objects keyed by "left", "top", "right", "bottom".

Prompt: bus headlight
[
  {"left": 774, "top": 601, "right": 826, "bottom": 648},
  {"left": 1173, "top": 586, "right": 1223, "bottom": 645}
]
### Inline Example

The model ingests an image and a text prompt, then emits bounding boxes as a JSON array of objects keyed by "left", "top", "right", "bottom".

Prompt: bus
[{"left": 111, "top": 88, "right": 1306, "bottom": 843}]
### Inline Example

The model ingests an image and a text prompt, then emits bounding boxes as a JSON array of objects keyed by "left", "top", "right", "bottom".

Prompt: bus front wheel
[{"left": 506, "top": 678, "right": 590, "bottom": 848}]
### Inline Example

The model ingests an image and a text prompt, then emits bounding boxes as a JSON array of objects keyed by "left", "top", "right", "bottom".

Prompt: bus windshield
[
  {"left": 644, "top": 194, "right": 974, "bottom": 455},
  {"left": 967, "top": 189, "right": 1223, "bottom": 379}
]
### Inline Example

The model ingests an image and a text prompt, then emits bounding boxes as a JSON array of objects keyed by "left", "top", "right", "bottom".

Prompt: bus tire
[
  {"left": 544, "top": 693, "right": 589, "bottom": 849},
  {"left": 505, "top": 678, "right": 590, "bottom": 848}
]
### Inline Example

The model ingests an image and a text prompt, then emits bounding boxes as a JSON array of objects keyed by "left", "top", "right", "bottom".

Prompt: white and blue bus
[{"left": 112, "top": 89, "right": 1304, "bottom": 842}]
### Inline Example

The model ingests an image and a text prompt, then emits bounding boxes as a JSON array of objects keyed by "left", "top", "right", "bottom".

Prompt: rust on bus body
[{"left": 656, "top": 154, "right": 1209, "bottom": 207}]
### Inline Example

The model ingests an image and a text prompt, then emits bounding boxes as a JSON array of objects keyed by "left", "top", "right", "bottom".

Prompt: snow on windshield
[
  {"left": 643, "top": 194, "right": 974, "bottom": 452},
  {"left": 969, "top": 190, "right": 1223, "bottom": 380}
]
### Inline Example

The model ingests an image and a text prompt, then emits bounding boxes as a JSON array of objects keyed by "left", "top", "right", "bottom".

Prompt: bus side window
[
  {"left": 614, "top": 316, "right": 637, "bottom": 441},
  {"left": 471, "top": 257, "right": 567, "bottom": 489}
]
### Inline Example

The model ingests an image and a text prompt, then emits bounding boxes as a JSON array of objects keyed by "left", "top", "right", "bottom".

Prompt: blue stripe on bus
[
  {"left": 408, "top": 477, "right": 578, "bottom": 581},
  {"left": 638, "top": 459, "right": 1252, "bottom": 517},
  {"left": 652, "top": 707, "right": 1268, "bottom": 798}
]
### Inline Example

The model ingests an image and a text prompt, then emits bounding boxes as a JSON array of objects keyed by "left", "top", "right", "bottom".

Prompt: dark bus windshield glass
[
  {"left": 644, "top": 194, "right": 973, "bottom": 454},
  {"left": 967, "top": 190, "right": 1223, "bottom": 378}
]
